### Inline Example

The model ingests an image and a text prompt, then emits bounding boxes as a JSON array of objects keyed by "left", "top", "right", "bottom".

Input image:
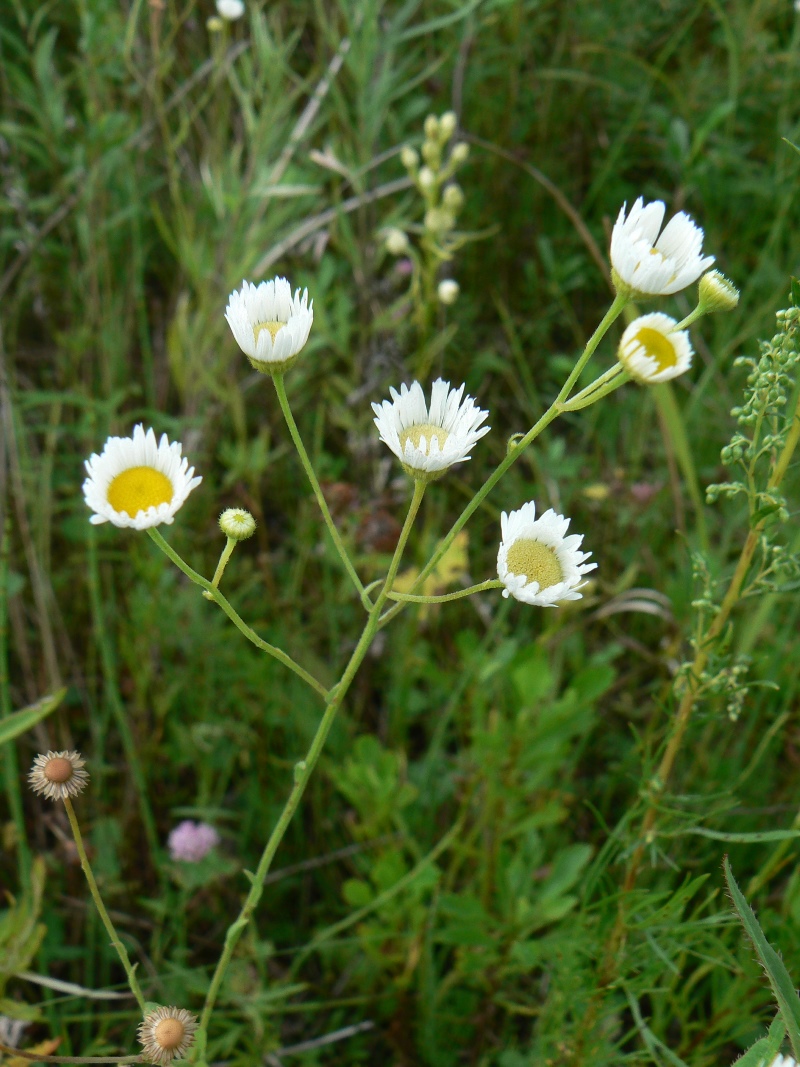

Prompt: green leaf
[
  {"left": 0, "top": 688, "right": 66, "bottom": 748},
  {"left": 724, "top": 856, "right": 800, "bottom": 1059},
  {"left": 732, "top": 1013, "right": 785, "bottom": 1066},
  {"left": 665, "top": 828, "right": 800, "bottom": 843}
]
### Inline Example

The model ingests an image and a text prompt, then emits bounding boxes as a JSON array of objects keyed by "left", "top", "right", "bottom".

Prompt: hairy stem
[
  {"left": 147, "top": 529, "right": 328, "bottom": 699},
  {"left": 193, "top": 482, "right": 426, "bottom": 1060},
  {"left": 63, "top": 797, "right": 147, "bottom": 1014}
]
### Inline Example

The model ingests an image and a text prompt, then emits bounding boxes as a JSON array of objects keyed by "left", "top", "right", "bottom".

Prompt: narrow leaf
[
  {"left": 0, "top": 688, "right": 66, "bottom": 748},
  {"left": 725, "top": 856, "right": 800, "bottom": 1059}
]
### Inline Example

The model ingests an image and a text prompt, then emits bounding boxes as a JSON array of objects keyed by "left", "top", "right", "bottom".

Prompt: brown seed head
[
  {"left": 154, "top": 1018, "right": 185, "bottom": 1050},
  {"left": 45, "top": 757, "right": 73, "bottom": 784}
]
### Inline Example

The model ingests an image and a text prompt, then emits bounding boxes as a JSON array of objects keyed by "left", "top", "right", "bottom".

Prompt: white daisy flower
[
  {"left": 83, "top": 424, "right": 202, "bottom": 530},
  {"left": 497, "top": 501, "right": 597, "bottom": 607},
  {"left": 618, "top": 312, "right": 694, "bottom": 384},
  {"left": 610, "top": 197, "right": 715, "bottom": 296},
  {"left": 372, "top": 378, "right": 490, "bottom": 480},
  {"left": 225, "top": 277, "right": 313, "bottom": 372}
]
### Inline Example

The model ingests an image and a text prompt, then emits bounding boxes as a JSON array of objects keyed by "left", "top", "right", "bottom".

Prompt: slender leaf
[
  {"left": 0, "top": 688, "right": 66, "bottom": 748},
  {"left": 725, "top": 856, "right": 800, "bottom": 1059}
]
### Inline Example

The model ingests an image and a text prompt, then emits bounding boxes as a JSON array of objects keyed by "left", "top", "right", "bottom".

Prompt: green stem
[
  {"left": 194, "top": 481, "right": 426, "bottom": 1060},
  {"left": 273, "top": 375, "right": 370, "bottom": 610},
  {"left": 674, "top": 305, "right": 708, "bottom": 332},
  {"left": 563, "top": 365, "right": 630, "bottom": 411},
  {"left": 147, "top": 529, "right": 328, "bottom": 700},
  {"left": 388, "top": 579, "right": 503, "bottom": 604},
  {"left": 379, "top": 296, "right": 628, "bottom": 630},
  {"left": 207, "top": 537, "right": 236, "bottom": 591},
  {"left": 555, "top": 292, "right": 628, "bottom": 404},
  {"left": 63, "top": 797, "right": 146, "bottom": 1014}
]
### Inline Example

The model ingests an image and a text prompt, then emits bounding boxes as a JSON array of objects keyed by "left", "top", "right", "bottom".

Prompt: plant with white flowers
[{"left": 57, "top": 183, "right": 744, "bottom": 1067}]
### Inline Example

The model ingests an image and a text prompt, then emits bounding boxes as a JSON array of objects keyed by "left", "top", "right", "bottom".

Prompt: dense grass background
[{"left": 3, "top": 0, "right": 800, "bottom": 1063}]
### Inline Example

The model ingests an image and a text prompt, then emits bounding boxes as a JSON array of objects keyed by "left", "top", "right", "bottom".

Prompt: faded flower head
[
  {"left": 225, "top": 277, "right": 313, "bottom": 373},
  {"left": 219, "top": 508, "right": 256, "bottom": 541},
  {"left": 618, "top": 312, "right": 693, "bottom": 384},
  {"left": 372, "top": 378, "right": 489, "bottom": 481},
  {"left": 610, "top": 197, "right": 714, "bottom": 296},
  {"left": 28, "top": 751, "right": 89, "bottom": 802},
  {"left": 138, "top": 1006, "right": 198, "bottom": 1066},
  {"left": 168, "top": 821, "right": 220, "bottom": 863},
  {"left": 497, "top": 502, "right": 597, "bottom": 607},
  {"left": 83, "top": 425, "right": 201, "bottom": 530}
]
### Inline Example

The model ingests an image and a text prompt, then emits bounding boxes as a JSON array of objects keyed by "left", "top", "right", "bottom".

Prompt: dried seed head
[
  {"left": 138, "top": 1006, "right": 198, "bottom": 1066},
  {"left": 28, "top": 751, "right": 89, "bottom": 802}
]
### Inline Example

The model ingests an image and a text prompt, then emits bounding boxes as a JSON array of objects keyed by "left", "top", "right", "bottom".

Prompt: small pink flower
[
  {"left": 167, "top": 821, "right": 220, "bottom": 862},
  {"left": 394, "top": 258, "right": 413, "bottom": 277}
]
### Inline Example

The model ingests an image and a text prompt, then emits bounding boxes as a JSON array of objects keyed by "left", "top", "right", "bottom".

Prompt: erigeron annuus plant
[{"left": 24, "top": 196, "right": 733, "bottom": 1066}]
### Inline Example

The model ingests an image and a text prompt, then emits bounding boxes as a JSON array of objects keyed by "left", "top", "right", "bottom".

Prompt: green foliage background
[{"left": 2, "top": 0, "right": 800, "bottom": 1063}]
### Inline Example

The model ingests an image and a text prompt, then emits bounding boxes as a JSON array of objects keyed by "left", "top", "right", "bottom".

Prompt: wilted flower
[
  {"left": 610, "top": 197, "right": 714, "bottom": 296},
  {"left": 28, "top": 751, "right": 89, "bottom": 802},
  {"left": 618, "top": 312, "right": 694, "bottom": 384},
  {"left": 372, "top": 378, "right": 489, "bottom": 481},
  {"left": 497, "top": 502, "right": 596, "bottom": 607},
  {"left": 138, "top": 1006, "right": 198, "bottom": 1066},
  {"left": 83, "top": 425, "right": 201, "bottom": 530},
  {"left": 225, "top": 277, "right": 313, "bottom": 372},
  {"left": 168, "top": 821, "right": 220, "bottom": 863}
]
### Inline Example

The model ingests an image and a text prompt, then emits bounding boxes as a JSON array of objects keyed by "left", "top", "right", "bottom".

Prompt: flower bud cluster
[{"left": 385, "top": 111, "right": 471, "bottom": 307}]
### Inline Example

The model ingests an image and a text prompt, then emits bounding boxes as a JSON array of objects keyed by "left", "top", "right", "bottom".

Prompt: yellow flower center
[
  {"left": 154, "top": 1018, "right": 185, "bottom": 1051},
  {"left": 45, "top": 757, "right": 73, "bottom": 784},
  {"left": 632, "top": 326, "right": 677, "bottom": 371},
  {"left": 107, "top": 467, "right": 173, "bottom": 516},
  {"left": 254, "top": 320, "right": 285, "bottom": 343},
  {"left": 506, "top": 539, "right": 563, "bottom": 589},
  {"left": 400, "top": 423, "right": 450, "bottom": 453}
]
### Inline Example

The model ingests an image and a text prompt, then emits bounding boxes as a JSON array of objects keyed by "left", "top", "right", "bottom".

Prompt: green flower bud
[
  {"left": 698, "top": 270, "right": 740, "bottom": 313},
  {"left": 219, "top": 508, "right": 257, "bottom": 541}
]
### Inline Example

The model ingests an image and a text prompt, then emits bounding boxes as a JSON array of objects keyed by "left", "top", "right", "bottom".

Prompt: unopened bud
[
  {"left": 438, "top": 279, "right": 459, "bottom": 305},
  {"left": 439, "top": 111, "right": 457, "bottom": 140},
  {"left": 450, "top": 142, "right": 469, "bottom": 166},
  {"left": 442, "top": 184, "right": 464, "bottom": 213},
  {"left": 216, "top": 0, "right": 245, "bottom": 18},
  {"left": 219, "top": 508, "right": 257, "bottom": 541},
  {"left": 385, "top": 228, "right": 410, "bottom": 255},
  {"left": 400, "top": 146, "right": 419, "bottom": 171},
  {"left": 424, "top": 115, "right": 439, "bottom": 140},
  {"left": 421, "top": 140, "right": 440, "bottom": 165},
  {"left": 417, "top": 166, "right": 435, "bottom": 191},
  {"left": 698, "top": 270, "right": 739, "bottom": 313},
  {"left": 425, "top": 208, "right": 451, "bottom": 233}
]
